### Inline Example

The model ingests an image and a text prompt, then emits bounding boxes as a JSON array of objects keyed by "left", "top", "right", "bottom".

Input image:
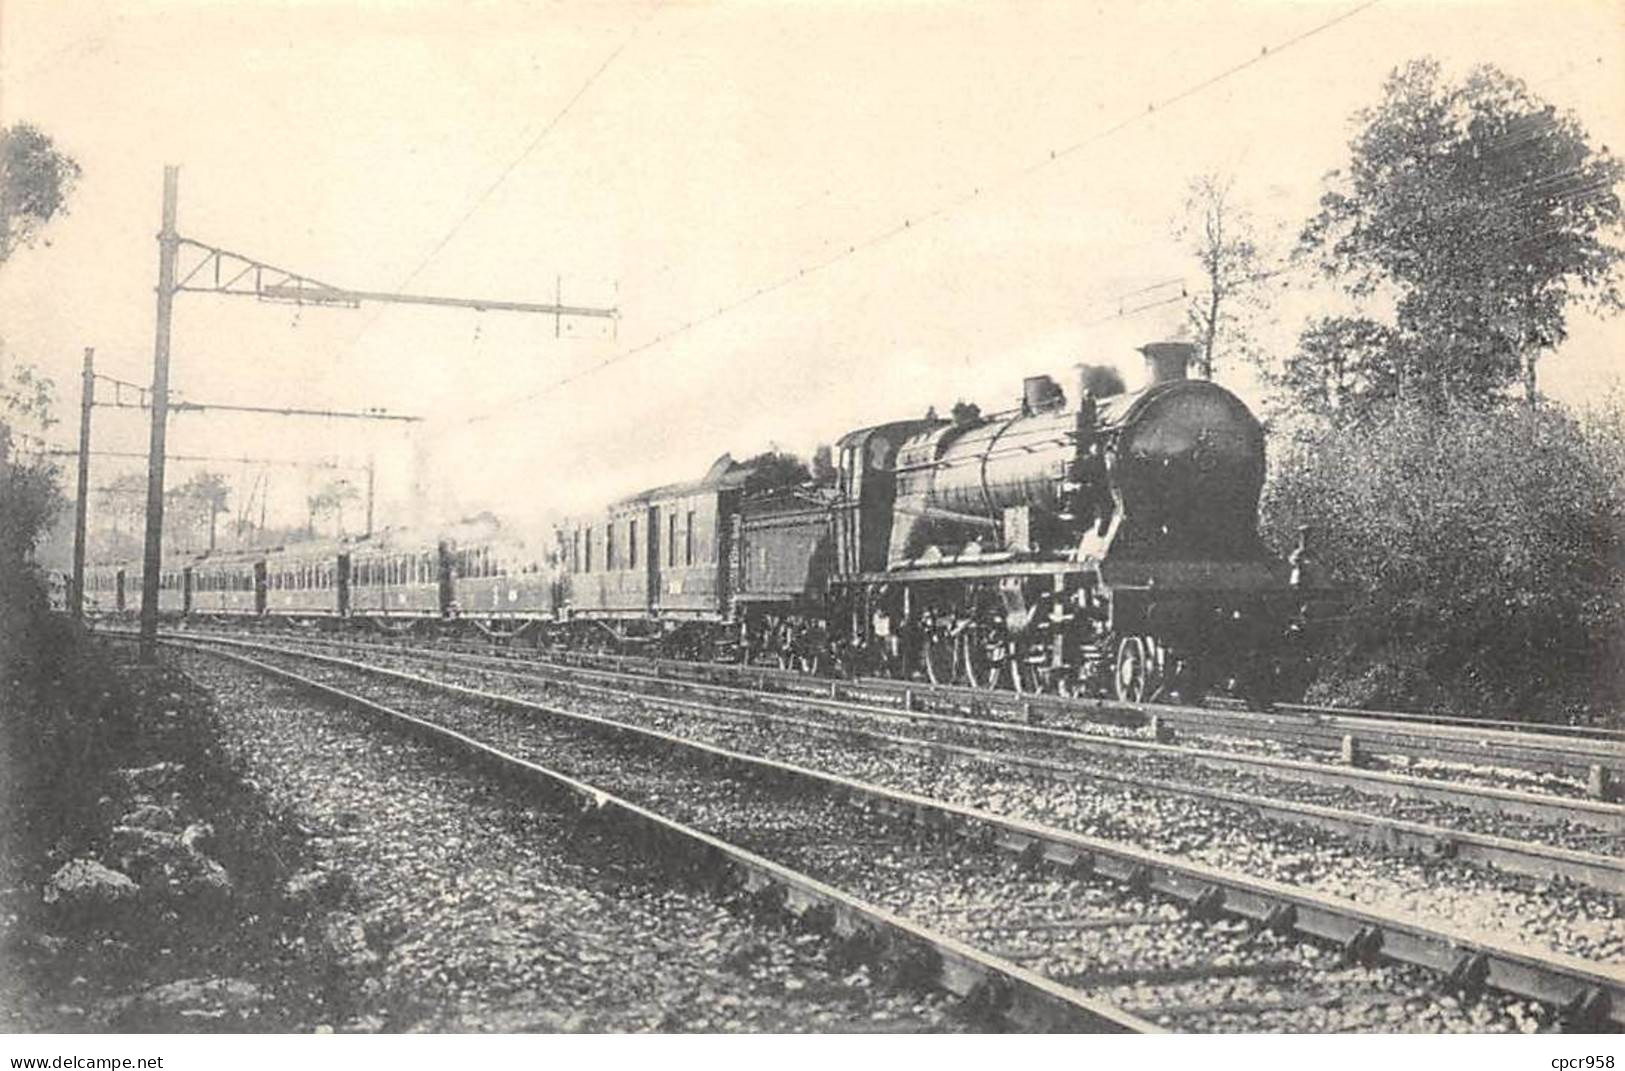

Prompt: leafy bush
[{"left": 1263, "top": 398, "right": 1625, "bottom": 723}]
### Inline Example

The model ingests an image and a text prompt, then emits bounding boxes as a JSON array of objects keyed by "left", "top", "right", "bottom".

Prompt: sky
[{"left": 2, "top": 0, "right": 1622, "bottom": 536}]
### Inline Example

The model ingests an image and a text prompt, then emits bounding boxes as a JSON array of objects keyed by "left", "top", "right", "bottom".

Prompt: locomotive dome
[{"left": 886, "top": 340, "right": 1267, "bottom": 569}]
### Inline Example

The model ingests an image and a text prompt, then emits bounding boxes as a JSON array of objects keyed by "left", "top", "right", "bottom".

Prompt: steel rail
[
  {"left": 546, "top": 647, "right": 1625, "bottom": 787},
  {"left": 199, "top": 629, "right": 1623, "bottom": 891},
  {"left": 93, "top": 619, "right": 1625, "bottom": 775},
  {"left": 176, "top": 641, "right": 1156, "bottom": 1033},
  {"left": 227, "top": 628, "right": 1623, "bottom": 835},
  {"left": 1271, "top": 700, "right": 1625, "bottom": 744},
  {"left": 163, "top": 633, "right": 1625, "bottom": 1030},
  {"left": 127, "top": 624, "right": 1625, "bottom": 832},
  {"left": 423, "top": 653, "right": 1625, "bottom": 893}
]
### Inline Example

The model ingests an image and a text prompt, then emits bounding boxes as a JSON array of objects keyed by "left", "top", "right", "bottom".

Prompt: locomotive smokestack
[{"left": 1139, "top": 341, "right": 1194, "bottom": 386}]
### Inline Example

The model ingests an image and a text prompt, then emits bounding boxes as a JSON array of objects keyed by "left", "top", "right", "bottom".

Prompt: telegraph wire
[
  {"left": 323, "top": 0, "right": 663, "bottom": 377},
  {"left": 449, "top": 0, "right": 1384, "bottom": 432}
]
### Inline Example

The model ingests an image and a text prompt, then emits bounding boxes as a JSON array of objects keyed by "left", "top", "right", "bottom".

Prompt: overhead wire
[
  {"left": 321, "top": 0, "right": 663, "bottom": 379},
  {"left": 446, "top": 0, "right": 1386, "bottom": 434}
]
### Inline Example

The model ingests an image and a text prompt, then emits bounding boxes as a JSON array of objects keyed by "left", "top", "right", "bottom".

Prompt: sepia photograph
[{"left": 0, "top": 0, "right": 1622, "bottom": 1053}]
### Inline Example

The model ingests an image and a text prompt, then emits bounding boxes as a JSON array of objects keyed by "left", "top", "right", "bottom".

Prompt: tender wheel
[
  {"left": 960, "top": 630, "right": 1004, "bottom": 690},
  {"left": 921, "top": 631, "right": 955, "bottom": 686},
  {"left": 1115, "top": 636, "right": 1149, "bottom": 703},
  {"left": 1010, "top": 652, "right": 1041, "bottom": 694}
]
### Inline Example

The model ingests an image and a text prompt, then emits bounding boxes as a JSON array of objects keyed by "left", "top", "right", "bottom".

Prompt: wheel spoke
[{"left": 921, "top": 632, "right": 953, "bottom": 685}]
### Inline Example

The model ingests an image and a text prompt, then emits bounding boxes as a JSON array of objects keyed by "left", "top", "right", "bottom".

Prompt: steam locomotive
[{"left": 86, "top": 340, "right": 1314, "bottom": 703}]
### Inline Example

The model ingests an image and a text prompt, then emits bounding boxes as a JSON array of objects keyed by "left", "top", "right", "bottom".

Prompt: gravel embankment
[
  {"left": 272, "top": 647, "right": 1622, "bottom": 967},
  {"left": 247, "top": 634, "right": 1606, "bottom": 800},
  {"left": 179, "top": 652, "right": 963, "bottom": 1033},
  {"left": 209, "top": 647, "right": 1568, "bottom": 1033},
  {"left": 273, "top": 640, "right": 1615, "bottom": 853}
]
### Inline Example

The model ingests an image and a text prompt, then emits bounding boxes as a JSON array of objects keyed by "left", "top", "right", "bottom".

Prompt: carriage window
[
  {"left": 668, "top": 514, "right": 677, "bottom": 567},
  {"left": 685, "top": 511, "right": 695, "bottom": 566},
  {"left": 606, "top": 523, "right": 615, "bottom": 571},
  {"left": 629, "top": 521, "right": 638, "bottom": 570},
  {"left": 585, "top": 527, "right": 593, "bottom": 572}
]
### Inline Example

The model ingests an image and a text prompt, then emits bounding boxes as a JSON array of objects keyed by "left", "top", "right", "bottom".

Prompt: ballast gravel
[
  {"left": 199, "top": 646, "right": 1575, "bottom": 1033},
  {"left": 279, "top": 646, "right": 1622, "bottom": 967},
  {"left": 260, "top": 638, "right": 1615, "bottom": 855},
  {"left": 178, "top": 653, "right": 962, "bottom": 1033}
]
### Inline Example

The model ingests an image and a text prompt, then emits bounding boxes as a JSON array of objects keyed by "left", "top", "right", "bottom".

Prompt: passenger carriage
[
  {"left": 190, "top": 550, "right": 263, "bottom": 616},
  {"left": 556, "top": 454, "right": 749, "bottom": 649},
  {"left": 447, "top": 536, "right": 554, "bottom": 619},
  {"left": 345, "top": 528, "right": 442, "bottom": 619},
  {"left": 264, "top": 540, "right": 345, "bottom": 617}
]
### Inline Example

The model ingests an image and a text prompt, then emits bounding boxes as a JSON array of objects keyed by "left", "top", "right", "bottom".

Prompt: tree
[
  {"left": 1175, "top": 173, "right": 1269, "bottom": 380},
  {"left": 0, "top": 360, "right": 64, "bottom": 669},
  {"left": 1, "top": 124, "right": 81, "bottom": 262},
  {"left": 740, "top": 449, "right": 811, "bottom": 493},
  {"left": 307, "top": 479, "right": 360, "bottom": 537},
  {"left": 1264, "top": 397, "right": 1625, "bottom": 722},
  {"left": 1299, "top": 59, "right": 1624, "bottom": 412},
  {"left": 97, "top": 472, "right": 147, "bottom": 554},
  {"left": 1273, "top": 316, "right": 1402, "bottom": 425},
  {"left": 810, "top": 444, "right": 838, "bottom": 486},
  {"left": 180, "top": 472, "right": 231, "bottom": 552}
]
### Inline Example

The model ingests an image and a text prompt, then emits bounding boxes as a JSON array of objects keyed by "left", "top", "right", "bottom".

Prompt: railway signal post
[
  {"left": 132, "top": 164, "right": 617, "bottom": 662},
  {"left": 70, "top": 347, "right": 94, "bottom": 619},
  {"left": 138, "top": 167, "right": 180, "bottom": 662}
]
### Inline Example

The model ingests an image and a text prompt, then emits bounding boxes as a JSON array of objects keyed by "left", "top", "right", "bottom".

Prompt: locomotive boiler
[{"left": 832, "top": 341, "right": 1302, "bottom": 701}]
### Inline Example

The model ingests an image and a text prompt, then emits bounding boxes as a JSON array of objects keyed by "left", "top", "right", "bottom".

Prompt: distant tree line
[{"left": 1200, "top": 59, "right": 1625, "bottom": 722}]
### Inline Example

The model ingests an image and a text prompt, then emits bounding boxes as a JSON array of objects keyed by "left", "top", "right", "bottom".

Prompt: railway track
[
  {"left": 551, "top": 648, "right": 1625, "bottom": 793},
  {"left": 119, "top": 619, "right": 1622, "bottom": 795},
  {"left": 136, "top": 627, "right": 1625, "bottom": 860},
  {"left": 153, "top": 632, "right": 1623, "bottom": 1031}
]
